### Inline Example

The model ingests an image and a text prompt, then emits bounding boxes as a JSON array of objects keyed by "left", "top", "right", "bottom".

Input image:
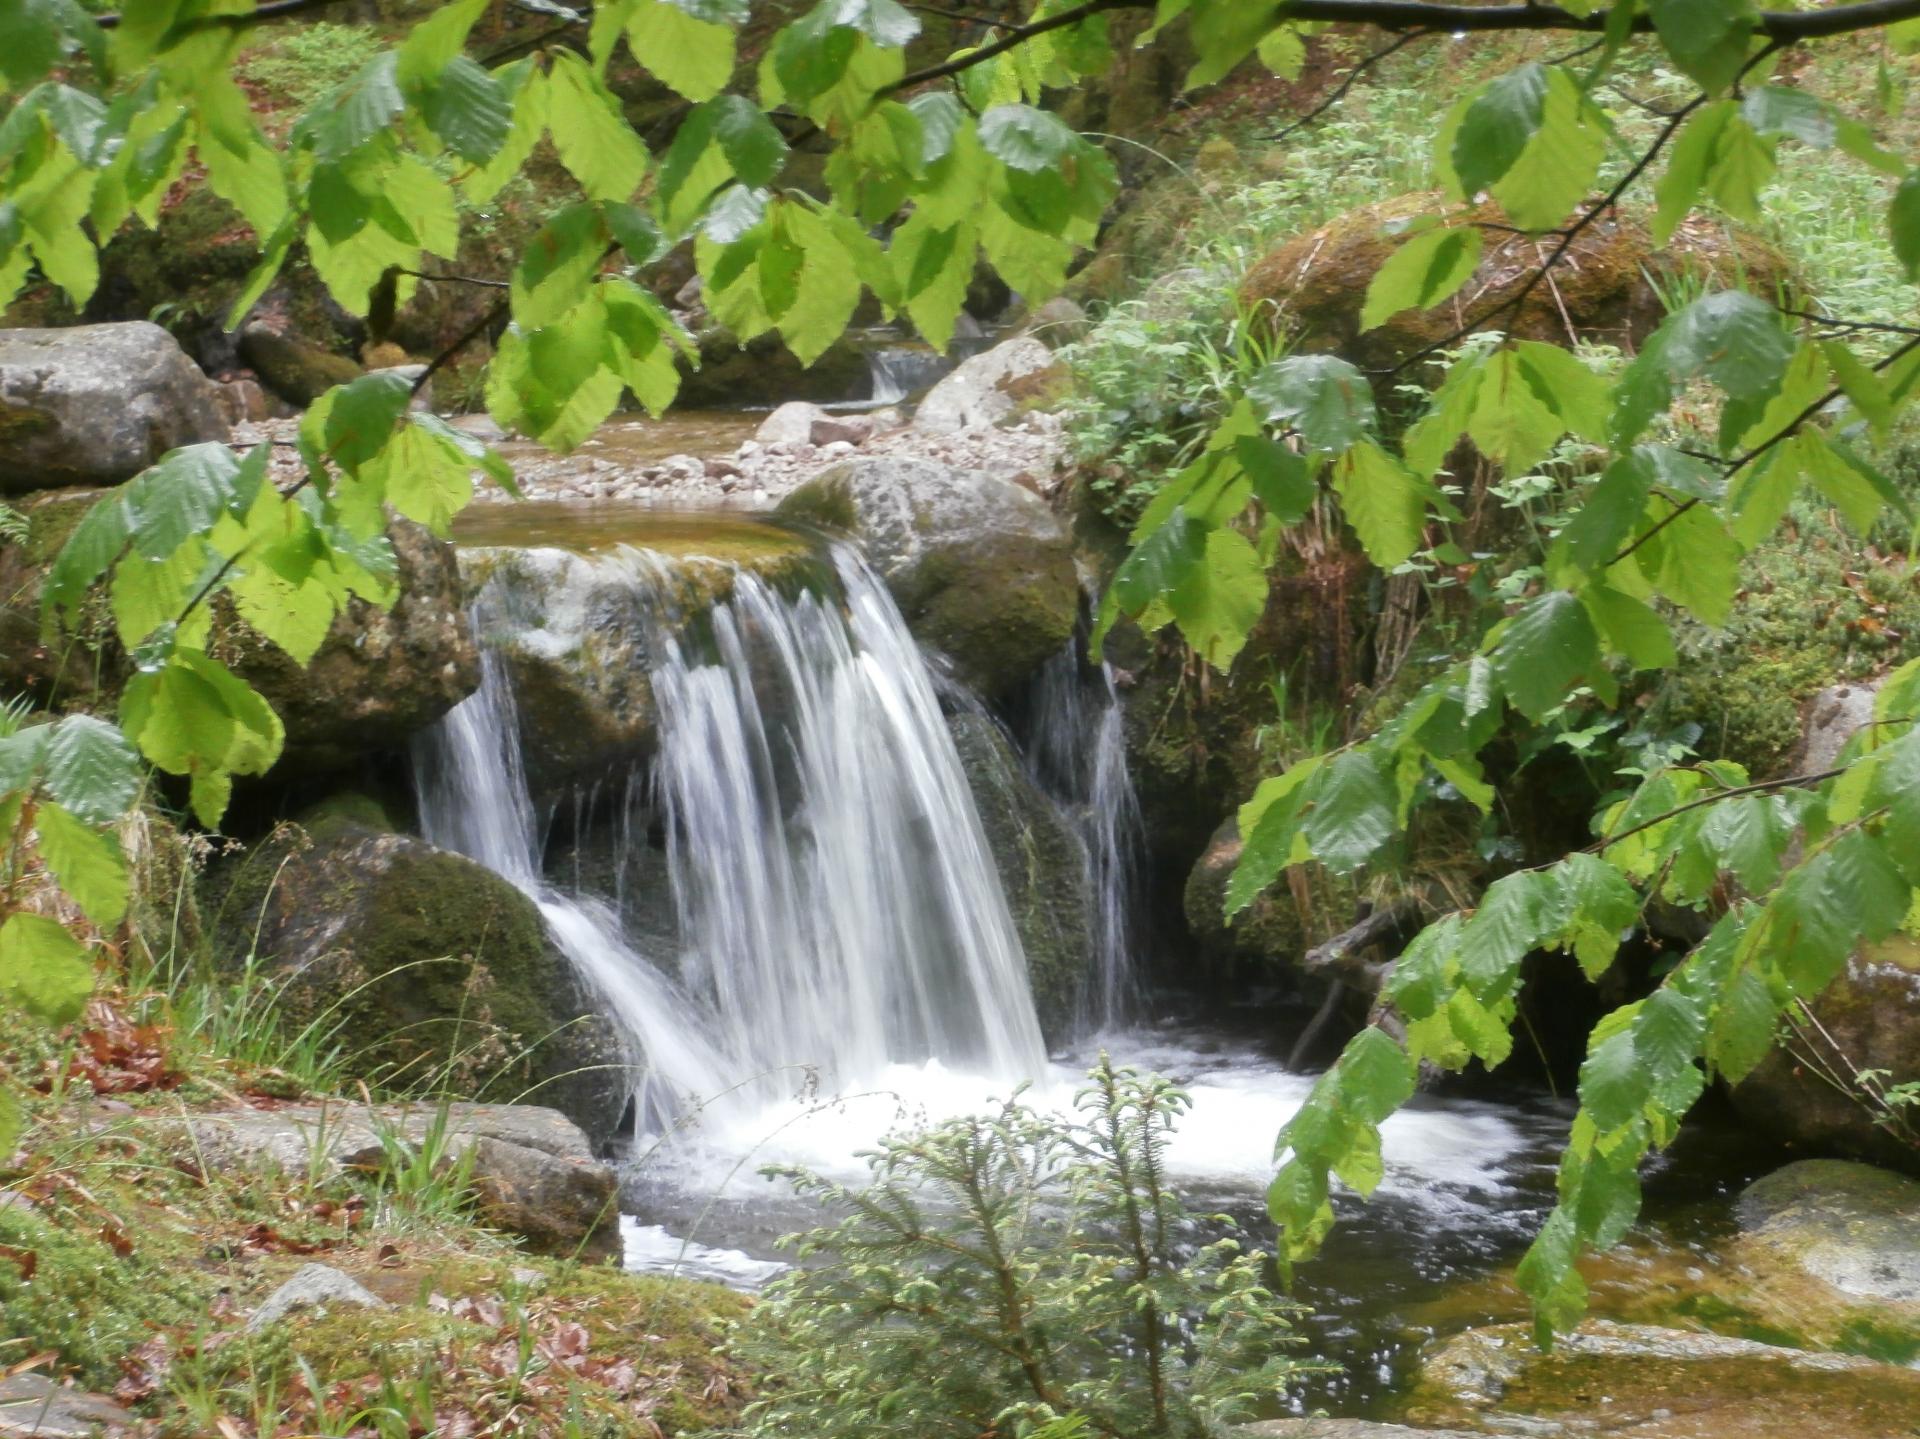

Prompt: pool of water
[{"left": 452, "top": 501, "right": 812, "bottom": 558}]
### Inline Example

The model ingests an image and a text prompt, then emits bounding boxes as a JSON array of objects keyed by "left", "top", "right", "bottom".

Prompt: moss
[
  {"left": 1646, "top": 519, "right": 1920, "bottom": 777},
  {"left": 292, "top": 791, "right": 400, "bottom": 844}
]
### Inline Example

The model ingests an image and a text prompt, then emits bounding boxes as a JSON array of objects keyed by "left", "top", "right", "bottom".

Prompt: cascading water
[
  {"left": 641, "top": 546, "right": 1047, "bottom": 1089},
  {"left": 416, "top": 542, "right": 1046, "bottom": 1132},
  {"left": 1025, "top": 643, "right": 1144, "bottom": 1031},
  {"left": 863, "top": 344, "right": 952, "bottom": 405}
]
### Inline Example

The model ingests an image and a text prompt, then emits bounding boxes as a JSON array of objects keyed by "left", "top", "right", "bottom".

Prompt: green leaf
[
  {"left": 0, "top": 1086, "right": 19, "bottom": 1161},
  {"left": 419, "top": 56, "right": 512, "bottom": 164},
  {"left": 1647, "top": 0, "right": 1759, "bottom": 94},
  {"left": 512, "top": 202, "right": 609, "bottom": 329},
  {"left": 125, "top": 443, "right": 245, "bottom": 560},
  {"left": 1168, "top": 526, "right": 1266, "bottom": 672},
  {"left": 1581, "top": 584, "right": 1675, "bottom": 671},
  {"left": 1249, "top": 355, "right": 1375, "bottom": 454},
  {"left": 1708, "top": 965, "right": 1779, "bottom": 1082},
  {"left": 1579, "top": 1023, "right": 1651, "bottom": 1134},
  {"left": 0, "top": 912, "right": 93, "bottom": 1024},
  {"left": 546, "top": 52, "right": 648, "bottom": 200},
  {"left": 36, "top": 802, "right": 128, "bottom": 930},
  {"left": 1893, "top": 172, "right": 1920, "bottom": 283},
  {"left": 41, "top": 715, "right": 140, "bottom": 824},
  {"left": 1337, "top": 1027, "right": 1416, "bottom": 1124},
  {"left": 1225, "top": 756, "right": 1325, "bottom": 915},
  {"left": 1331, "top": 442, "right": 1428, "bottom": 570},
  {"left": 1612, "top": 292, "right": 1794, "bottom": 446},
  {"left": 1360, "top": 224, "right": 1482, "bottom": 332},
  {"left": 1452, "top": 64, "right": 1549, "bottom": 199},
  {"left": 978, "top": 104, "right": 1078, "bottom": 172},
  {"left": 1491, "top": 591, "right": 1601, "bottom": 722},
  {"left": 312, "top": 53, "right": 404, "bottom": 164},
  {"left": 1301, "top": 749, "right": 1396, "bottom": 875},
  {"left": 1236, "top": 435, "right": 1314, "bottom": 522},
  {"left": 623, "top": 0, "right": 738, "bottom": 102}
]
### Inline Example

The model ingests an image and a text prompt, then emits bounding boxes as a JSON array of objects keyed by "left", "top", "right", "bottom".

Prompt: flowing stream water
[{"left": 414, "top": 515, "right": 1578, "bottom": 1417}]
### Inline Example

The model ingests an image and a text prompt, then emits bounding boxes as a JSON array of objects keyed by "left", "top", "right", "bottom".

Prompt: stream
[{"left": 421, "top": 498, "right": 1762, "bottom": 1422}]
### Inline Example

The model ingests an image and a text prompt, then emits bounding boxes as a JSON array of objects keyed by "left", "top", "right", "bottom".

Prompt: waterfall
[
  {"left": 415, "top": 543, "right": 1047, "bottom": 1133},
  {"left": 864, "top": 345, "right": 951, "bottom": 405},
  {"left": 1026, "top": 644, "right": 1144, "bottom": 1031},
  {"left": 413, "top": 646, "right": 733, "bottom": 1132}
]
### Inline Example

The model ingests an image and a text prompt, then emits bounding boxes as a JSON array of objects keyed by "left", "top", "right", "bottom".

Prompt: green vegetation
[{"left": 732, "top": 1058, "right": 1314, "bottom": 1439}]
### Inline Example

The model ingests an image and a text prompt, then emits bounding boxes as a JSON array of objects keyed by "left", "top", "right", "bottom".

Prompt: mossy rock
[
  {"left": 1239, "top": 193, "right": 1789, "bottom": 379},
  {"left": 1402, "top": 1319, "right": 1920, "bottom": 1437},
  {"left": 239, "top": 323, "right": 366, "bottom": 407},
  {"left": 202, "top": 823, "right": 630, "bottom": 1145},
  {"left": 1, "top": 489, "right": 479, "bottom": 767},
  {"left": 1181, "top": 817, "right": 1360, "bottom": 979},
  {"left": 946, "top": 710, "right": 1090, "bottom": 1038}
]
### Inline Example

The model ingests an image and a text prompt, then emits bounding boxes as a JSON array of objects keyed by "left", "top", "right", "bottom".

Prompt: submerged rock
[
  {"left": 1404, "top": 1318, "right": 1920, "bottom": 1437},
  {"left": 203, "top": 821, "right": 628, "bottom": 1146},
  {"left": 0, "top": 322, "right": 229, "bottom": 493},
  {"left": 946, "top": 710, "right": 1091, "bottom": 1037},
  {"left": 777, "top": 457, "right": 1077, "bottom": 698}
]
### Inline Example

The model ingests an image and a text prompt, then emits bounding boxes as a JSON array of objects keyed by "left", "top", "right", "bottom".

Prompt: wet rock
[
  {"left": 0, "top": 323, "right": 230, "bottom": 493},
  {"left": 1734, "top": 1160, "right": 1920, "bottom": 1313},
  {"left": 810, "top": 413, "right": 873, "bottom": 447},
  {"left": 465, "top": 1134, "right": 622, "bottom": 1262},
  {"left": 1240, "top": 194, "right": 1787, "bottom": 375},
  {"left": 914, "top": 336, "right": 1069, "bottom": 435},
  {"left": 0, "top": 1373, "right": 136, "bottom": 1436},
  {"left": 238, "top": 322, "right": 365, "bottom": 406},
  {"left": 757, "top": 401, "right": 833, "bottom": 446},
  {"left": 1733, "top": 937, "right": 1920, "bottom": 1172},
  {"left": 1403, "top": 1319, "right": 1920, "bottom": 1437},
  {"left": 1184, "top": 817, "right": 1306, "bottom": 965},
  {"left": 1020, "top": 296, "right": 1092, "bottom": 345},
  {"left": 946, "top": 710, "right": 1091, "bottom": 1037},
  {"left": 0, "top": 494, "right": 476, "bottom": 764},
  {"left": 776, "top": 457, "right": 1077, "bottom": 698},
  {"left": 247, "top": 1264, "right": 389, "bottom": 1331},
  {"left": 202, "top": 823, "right": 630, "bottom": 1146}
]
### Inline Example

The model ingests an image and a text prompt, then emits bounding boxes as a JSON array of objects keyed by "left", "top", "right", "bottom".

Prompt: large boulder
[
  {"left": 155, "top": 1100, "right": 622, "bottom": 1262},
  {"left": 1403, "top": 1319, "right": 1920, "bottom": 1437},
  {"left": 1733, "top": 938, "right": 1920, "bottom": 1173},
  {"left": 1731, "top": 1161, "right": 1920, "bottom": 1330},
  {"left": 1240, "top": 195, "right": 1787, "bottom": 375},
  {"left": 202, "top": 817, "right": 629, "bottom": 1147},
  {"left": 946, "top": 710, "right": 1091, "bottom": 1037},
  {"left": 0, "top": 489, "right": 477, "bottom": 766},
  {"left": 777, "top": 457, "right": 1078, "bottom": 698},
  {"left": 913, "top": 336, "right": 1068, "bottom": 436},
  {"left": 0, "top": 323, "right": 229, "bottom": 493}
]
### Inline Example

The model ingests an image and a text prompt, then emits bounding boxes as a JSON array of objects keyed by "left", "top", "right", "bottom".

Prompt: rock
[
  {"left": 819, "top": 440, "right": 856, "bottom": 458},
  {"left": 677, "top": 329, "right": 868, "bottom": 409},
  {"left": 1733, "top": 938, "right": 1920, "bottom": 1171},
  {"left": 946, "top": 710, "right": 1091, "bottom": 1037},
  {"left": 866, "top": 406, "right": 905, "bottom": 432},
  {"left": 213, "top": 376, "right": 276, "bottom": 426},
  {"left": 246, "top": 1264, "right": 389, "bottom": 1331},
  {"left": 202, "top": 823, "right": 630, "bottom": 1145},
  {"left": 757, "top": 401, "right": 832, "bottom": 446},
  {"left": 449, "top": 411, "right": 507, "bottom": 443},
  {"left": 810, "top": 413, "right": 873, "bottom": 446},
  {"left": 0, "top": 1373, "right": 136, "bottom": 1436},
  {"left": 1240, "top": 194, "right": 1787, "bottom": 375},
  {"left": 159, "top": 1100, "right": 623, "bottom": 1262},
  {"left": 1798, "top": 680, "right": 1880, "bottom": 774},
  {"left": 776, "top": 457, "right": 1078, "bottom": 698},
  {"left": 1020, "top": 295, "right": 1092, "bottom": 344},
  {"left": 914, "top": 336, "right": 1069, "bottom": 435},
  {"left": 1403, "top": 1319, "right": 1920, "bottom": 1438},
  {"left": 1734, "top": 1160, "right": 1920, "bottom": 1316},
  {"left": 0, "top": 323, "right": 230, "bottom": 493},
  {"left": 1184, "top": 818, "right": 1306, "bottom": 965},
  {"left": 0, "top": 494, "right": 477, "bottom": 764},
  {"left": 1238, "top": 1424, "right": 1477, "bottom": 1439},
  {"left": 238, "top": 323, "right": 366, "bottom": 406}
]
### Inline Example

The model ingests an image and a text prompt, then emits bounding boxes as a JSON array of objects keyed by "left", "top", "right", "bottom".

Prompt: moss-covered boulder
[
  {"left": 1402, "top": 1319, "right": 1920, "bottom": 1437},
  {"left": 0, "top": 323, "right": 229, "bottom": 493},
  {"left": 1, "top": 488, "right": 478, "bottom": 767},
  {"left": 239, "top": 323, "right": 366, "bottom": 407},
  {"left": 778, "top": 457, "right": 1078, "bottom": 699},
  {"left": 203, "top": 815, "right": 629, "bottom": 1145},
  {"left": 1239, "top": 194, "right": 1787, "bottom": 376},
  {"left": 946, "top": 710, "right": 1090, "bottom": 1037},
  {"left": 1730, "top": 940, "right": 1920, "bottom": 1173}
]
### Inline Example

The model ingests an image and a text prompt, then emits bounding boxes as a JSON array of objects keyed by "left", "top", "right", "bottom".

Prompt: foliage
[
  {"left": 5, "top": 0, "right": 1920, "bottom": 1363},
  {"left": 729, "top": 1057, "right": 1313, "bottom": 1439}
]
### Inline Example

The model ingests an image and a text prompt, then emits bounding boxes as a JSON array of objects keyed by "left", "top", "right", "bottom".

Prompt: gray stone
[
  {"left": 1020, "top": 296, "right": 1092, "bottom": 344},
  {"left": 246, "top": 1263, "right": 389, "bottom": 1331},
  {"left": 151, "top": 1101, "right": 623, "bottom": 1262},
  {"left": 775, "top": 457, "right": 1077, "bottom": 697},
  {"left": 757, "top": 400, "right": 833, "bottom": 447},
  {"left": 449, "top": 412, "right": 507, "bottom": 443},
  {"left": 809, "top": 413, "right": 873, "bottom": 446},
  {"left": 0, "top": 1374, "right": 135, "bottom": 1437},
  {"left": 1798, "top": 679, "right": 1880, "bottom": 773},
  {"left": 0, "top": 323, "right": 230, "bottom": 493},
  {"left": 1735, "top": 1159, "right": 1920, "bottom": 1306},
  {"left": 914, "top": 336, "right": 1065, "bottom": 435}
]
